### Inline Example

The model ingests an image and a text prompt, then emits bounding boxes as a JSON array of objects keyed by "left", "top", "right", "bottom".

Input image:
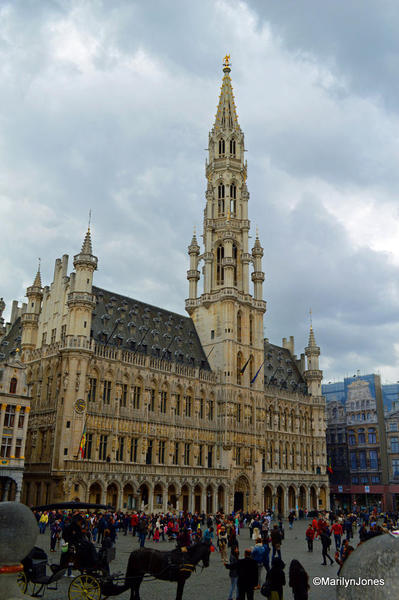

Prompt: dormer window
[{"left": 9, "top": 378, "right": 17, "bottom": 394}]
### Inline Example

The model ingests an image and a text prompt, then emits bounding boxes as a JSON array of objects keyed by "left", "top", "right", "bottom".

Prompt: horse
[{"left": 104, "top": 541, "right": 211, "bottom": 600}]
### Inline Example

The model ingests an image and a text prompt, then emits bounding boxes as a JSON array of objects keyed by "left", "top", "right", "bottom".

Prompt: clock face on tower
[{"left": 74, "top": 399, "right": 86, "bottom": 414}]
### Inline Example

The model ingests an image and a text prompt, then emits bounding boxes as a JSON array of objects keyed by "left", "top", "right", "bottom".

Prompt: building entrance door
[{"left": 234, "top": 492, "right": 243, "bottom": 512}]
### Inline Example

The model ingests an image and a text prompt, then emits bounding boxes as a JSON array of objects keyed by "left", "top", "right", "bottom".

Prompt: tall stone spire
[
  {"left": 80, "top": 227, "right": 93, "bottom": 256},
  {"left": 21, "top": 262, "right": 44, "bottom": 354},
  {"left": 186, "top": 57, "right": 266, "bottom": 388},
  {"left": 67, "top": 226, "right": 97, "bottom": 341},
  {"left": 33, "top": 262, "right": 42, "bottom": 288},
  {"left": 213, "top": 55, "right": 240, "bottom": 132},
  {"left": 304, "top": 322, "right": 322, "bottom": 397},
  {"left": 73, "top": 227, "right": 97, "bottom": 271}
]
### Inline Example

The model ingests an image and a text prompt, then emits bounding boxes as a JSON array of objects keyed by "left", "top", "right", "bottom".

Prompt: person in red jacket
[
  {"left": 305, "top": 524, "right": 315, "bottom": 552},
  {"left": 131, "top": 512, "right": 139, "bottom": 536},
  {"left": 331, "top": 521, "right": 343, "bottom": 551},
  {"left": 311, "top": 517, "right": 318, "bottom": 537}
]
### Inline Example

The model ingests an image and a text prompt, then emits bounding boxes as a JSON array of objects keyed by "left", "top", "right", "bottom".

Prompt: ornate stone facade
[
  {"left": 4, "top": 58, "right": 328, "bottom": 513},
  {"left": 0, "top": 358, "right": 30, "bottom": 501}
]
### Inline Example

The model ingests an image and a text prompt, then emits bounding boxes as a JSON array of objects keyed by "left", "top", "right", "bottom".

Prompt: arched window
[
  {"left": 218, "top": 183, "right": 225, "bottom": 215},
  {"left": 237, "top": 352, "right": 242, "bottom": 384},
  {"left": 218, "top": 139, "right": 225, "bottom": 156},
  {"left": 216, "top": 245, "right": 224, "bottom": 285},
  {"left": 9, "top": 378, "right": 17, "bottom": 394},
  {"left": 249, "top": 314, "right": 253, "bottom": 345},
  {"left": 230, "top": 183, "right": 236, "bottom": 216},
  {"left": 232, "top": 243, "right": 237, "bottom": 286},
  {"left": 237, "top": 311, "right": 242, "bottom": 343},
  {"left": 230, "top": 139, "right": 236, "bottom": 155}
]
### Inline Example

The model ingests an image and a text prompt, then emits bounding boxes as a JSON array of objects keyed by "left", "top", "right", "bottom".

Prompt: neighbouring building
[
  {"left": 324, "top": 374, "right": 399, "bottom": 511},
  {"left": 0, "top": 355, "right": 31, "bottom": 501},
  {"left": 2, "top": 57, "right": 328, "bottom": 513}
]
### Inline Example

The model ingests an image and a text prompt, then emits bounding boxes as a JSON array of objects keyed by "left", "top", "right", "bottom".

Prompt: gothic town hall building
[{"left": 2, "top": 60, "right": 328, "bottom": 514}]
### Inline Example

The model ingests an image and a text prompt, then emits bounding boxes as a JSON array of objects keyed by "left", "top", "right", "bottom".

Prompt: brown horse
[{"left": 104, "top": 542, "right": 211, "bottom": 600}]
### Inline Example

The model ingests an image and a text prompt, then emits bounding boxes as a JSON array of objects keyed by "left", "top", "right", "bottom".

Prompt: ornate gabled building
[{"left": 3, "top": 57, "right": 328, "bottom": 513}]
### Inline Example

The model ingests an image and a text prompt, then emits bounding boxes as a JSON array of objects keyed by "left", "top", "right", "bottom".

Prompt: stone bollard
[
  {"left": 0, "top": 501, "right": 38, "bottom": 600},
  {"left": 336, "top": 533, "right": 399, "bottom": 599}
]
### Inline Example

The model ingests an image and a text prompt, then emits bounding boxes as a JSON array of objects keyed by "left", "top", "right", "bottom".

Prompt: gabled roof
[
  {"left": 263, "top": 340, "right": 307, "bottom": 395},
  {"left": 91, "top": 286, "right": 211, "bottom": 371}
]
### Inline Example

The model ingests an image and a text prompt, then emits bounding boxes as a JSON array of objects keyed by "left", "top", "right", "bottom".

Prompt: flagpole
[{"left": 76, "top": 416, "right": 88, "bottom": 460}]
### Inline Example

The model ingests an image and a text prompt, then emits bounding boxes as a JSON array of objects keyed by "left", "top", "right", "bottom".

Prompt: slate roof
[
  {"left": 91, "top": 286, "right": 211, "bottom": 371},
  {"left": 263, "top": 340, "right": 307, "bottom": 395},
  {"left": 0, "top": 317, "right": 22, "bottom": 361}
]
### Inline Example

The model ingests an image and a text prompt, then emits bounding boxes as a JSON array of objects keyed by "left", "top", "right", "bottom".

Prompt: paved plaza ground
[{"left": 34, "top": 519, "right": 361, "bottom": 600}]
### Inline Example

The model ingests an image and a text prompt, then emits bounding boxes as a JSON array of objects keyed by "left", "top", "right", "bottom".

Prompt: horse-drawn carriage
[
  {"left": 19, "top": 501, "right": 211, "bottom": 600},
  {"left": 17, "top": 545, "right": 66, "bottom": 597}
]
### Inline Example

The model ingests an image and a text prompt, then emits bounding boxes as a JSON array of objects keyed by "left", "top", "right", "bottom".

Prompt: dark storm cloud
[
  {"left": 247, "top": 0, "right": 399, "bottom": 110},
  {"left": 1, "top": 0, "right": 399, "bottom": 382}
]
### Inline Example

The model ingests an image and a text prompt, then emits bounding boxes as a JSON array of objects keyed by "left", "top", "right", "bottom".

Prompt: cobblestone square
[{"left": 35, "top": 519, "right": 353, "bottom": 600}]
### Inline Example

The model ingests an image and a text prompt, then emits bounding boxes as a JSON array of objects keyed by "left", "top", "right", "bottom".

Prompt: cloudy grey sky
[{"left": 1, "top": 0, "right": 399, "bottom": 383}]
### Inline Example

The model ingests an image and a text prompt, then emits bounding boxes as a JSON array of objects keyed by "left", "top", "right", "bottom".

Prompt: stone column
[
  {"left": 14, "top": 471, "right": 23, "bottom": 502},
  {"left": 212, "top": 489, "right": 217, "bottom": 514},
  {"left": 305, "top": 486, "right": 310, "bottom": 511},
  {"left": 20, "top": 407, "right": 30, "bottom": 460},
  {"left": 162, "top": 492, "right": 168, "bottom": 514},
  {"left": 283, "top": 489, "right": 289, "bottom": 517},
  {"left": 201, "top": 489, "right": 206, "bottom": 513},
  {"left": 0, "top": 403, "right": 6, "bottom": 433},
  {"left": 10, "top": 406, "right": 21, "bottom": 458},
  {"left": 148, "top": 486, "right": 154, "bottom": 513}
]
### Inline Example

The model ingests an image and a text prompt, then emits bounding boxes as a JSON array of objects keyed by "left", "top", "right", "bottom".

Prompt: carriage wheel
[
  {"left": 25, "top": 581, "right": 45, "bottom": 597},
  {"left": 16, "top": 571, "right": 27, "bottom": 594},
  {"left": 68, "top": 574, "right": 101, "bottom": 600}
]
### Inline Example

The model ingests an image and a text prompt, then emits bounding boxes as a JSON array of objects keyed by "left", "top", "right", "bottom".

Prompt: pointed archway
[
  {"left": 264, "top": 485, "right": 273, "bottom": 511},
  {"left": 234, "top": 475, "right": 250, "bottom": 512}
]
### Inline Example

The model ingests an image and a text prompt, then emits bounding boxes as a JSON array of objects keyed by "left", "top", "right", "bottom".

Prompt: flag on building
[
  {"left": 79, "top": 426, "right": 87, "bottom": 459},
  {"left": 327, "top": 457, "right": 333, "bottom": 474},
  {"left": 251, "top": 359, "right": 266, "bottom": 385},
  {"left": 240, "top": 356, "right": 250, "bottom": 375}
]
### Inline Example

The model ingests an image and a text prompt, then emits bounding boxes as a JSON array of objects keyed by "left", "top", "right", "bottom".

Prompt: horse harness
[{"left": 167, "top": 548, "right": 195, "bottom": 578}]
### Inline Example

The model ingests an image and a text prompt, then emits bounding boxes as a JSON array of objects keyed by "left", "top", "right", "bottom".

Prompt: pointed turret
[
  {"left": 21, "top": 263, "right": 44, "bottom": 354},
  {"left": 81, "top": 228, "right": 93, "bottom": 255},
  {"left": 67, "top": 227, "right": 97, "bottom": 342},
  {"left": 186, "top": 229, "right": 200, "bottom": 307},
  {"left": 33, "top": 268, "right": 42, "bottom": 288},
  {"left": 307, "top": 325, "right": 318, "bottom": 350},
  {"left": 213, "top": 55, "right": 240, "bottom": 133},
  {"left": 74, "top": 227, "right": 97, "bottom": 270},
  {"left": 304, "top": 323, "right": 322, "bottom": 397},
  {"left": 251, "top": 231, "right": 265, "bottom": 301}
]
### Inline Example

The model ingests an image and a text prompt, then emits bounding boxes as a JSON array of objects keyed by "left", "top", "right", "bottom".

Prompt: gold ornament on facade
[{"left": 74, "top": 399, "right": 86, "bottom": 414}]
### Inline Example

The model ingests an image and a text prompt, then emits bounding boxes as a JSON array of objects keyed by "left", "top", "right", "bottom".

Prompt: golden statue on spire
[{"left": 223, "top": 54, "right": 231, "bottom": 68}]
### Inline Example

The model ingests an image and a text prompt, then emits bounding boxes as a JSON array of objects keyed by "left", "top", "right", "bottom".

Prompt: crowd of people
[{"left": 31, "top": 505, "right": 399, "bottom": 600}]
